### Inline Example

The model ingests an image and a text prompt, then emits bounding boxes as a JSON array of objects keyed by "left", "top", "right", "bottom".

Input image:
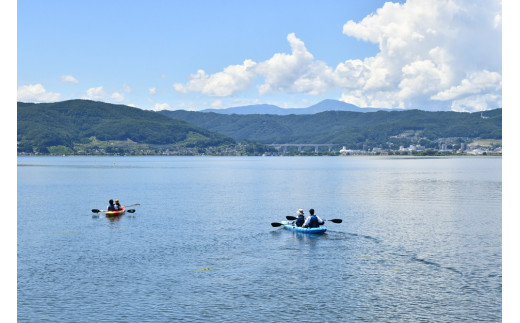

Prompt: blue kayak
[{"left": 281, "top": 221, "right": 327, "bottom": 234}]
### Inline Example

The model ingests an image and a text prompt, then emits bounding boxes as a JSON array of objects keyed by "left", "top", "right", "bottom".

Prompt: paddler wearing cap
[{"left": 295, "top": 209, "right": 305, "bottom": 227}]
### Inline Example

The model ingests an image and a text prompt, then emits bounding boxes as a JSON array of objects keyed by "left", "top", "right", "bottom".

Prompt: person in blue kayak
[
  {"left": 302, "top": 208, "right": 325, "bottom": 228},
  {"left": 294, "top": 209, "right": 305, "bottom": 227},
  {"left": 107, "top": 199, "right": 116, "bottom": 211}
]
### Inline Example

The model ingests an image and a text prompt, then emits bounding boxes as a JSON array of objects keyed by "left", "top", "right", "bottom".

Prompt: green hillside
[
  {"left": 17, "top": 100, "right": 235, "bottom": 154},
  {"left": 159, "top": 109, "right": 502, "bottom": 149},
  {"left": 17, "top": 99, "right": 502, "bottom": 155}
]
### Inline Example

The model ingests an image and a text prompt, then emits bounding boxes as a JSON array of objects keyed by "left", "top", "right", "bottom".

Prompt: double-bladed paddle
[
  {"left": 91, "top": 208, "right": 136, "bottom": 213},
  {"left": 271, "top": 216, "right": 342, "bottom": 227},
  {"left": 285, "top": 215, "right": 342, "bottom": 223}
]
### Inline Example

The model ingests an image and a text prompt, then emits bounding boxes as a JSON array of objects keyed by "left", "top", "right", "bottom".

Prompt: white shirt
[{"left": 303, "top": 215, "right": 324, "bottom": 227}]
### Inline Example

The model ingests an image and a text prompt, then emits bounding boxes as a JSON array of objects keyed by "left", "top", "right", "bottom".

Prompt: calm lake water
[{"left": 17, "top": 156, "right": 502, "bottom": 322}]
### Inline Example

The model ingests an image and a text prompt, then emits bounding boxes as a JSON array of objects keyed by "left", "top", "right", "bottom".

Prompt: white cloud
[
  {"left": 80, "top": 85, "right": 130, "bottom": 103},
  {"left": 110, "top": 92, "right": 125, "bottom": 102},
  {"left": 450, "top": 94, "right": 501, "bottom": 112},
  {"left": 338, "top": 0, "right": 502, "bottom": 111},
  {"left": 256, "top": 33, "right": 336, "bottom": 95},
  {"left": 431, "top": 70, "right": 502, "bottom": 101},
  {"left": 150, "top": 103, "right": 171, "bottom": 111},
  {"left": 17, "top": 84, "right": 61, "bottom": 102},
  {"left": 173, "top": 33, "right": 335, "bottom": 97},
  {"left": 398, "top": 59, "right": 446, "bottom": 100},
  {"left": 149, "top": 87, "right": 157, "bottom": 95},
  {"left": 61, "top": 75, "right": 79, "bottom": 84},
  {"left": 84, "top": 86, "right": 106, "bottom": 100},
  {"left": 172, "top": 0, "right": 501, "bottom": 112},
  {"left": 174, "top": 59, "right": 257, "bottom": 96}
]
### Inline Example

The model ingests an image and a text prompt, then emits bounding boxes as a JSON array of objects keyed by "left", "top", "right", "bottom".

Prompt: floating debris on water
[{"left": 194, "top": 267, "right": 215, "bottom": 272}]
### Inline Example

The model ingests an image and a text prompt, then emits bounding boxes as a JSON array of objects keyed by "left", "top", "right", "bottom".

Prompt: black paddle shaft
[{"left": 285, "top": 215, "right": 342, "bottom": 223}]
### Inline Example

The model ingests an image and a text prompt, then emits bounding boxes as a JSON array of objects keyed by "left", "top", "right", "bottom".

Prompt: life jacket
[
  {"left": 295, "top": 215, "right": 305, "bottom": 227},
  {"left": 307, "top": 215, "right": 321, "bottom": 228},
  {"left": 107, "top": 204, "right": 116, "bottom": 211}
]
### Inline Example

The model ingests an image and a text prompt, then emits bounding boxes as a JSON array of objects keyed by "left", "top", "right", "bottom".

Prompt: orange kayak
[{"left": 106, "top": 206, "right": 126, "bottom": 217}]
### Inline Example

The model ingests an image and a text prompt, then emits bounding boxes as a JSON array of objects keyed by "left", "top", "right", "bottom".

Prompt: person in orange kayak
[
  {"left": 115, "top": 199, "right": 122, "bottom": 210},
  {"left": 302, "top": 208, "right": 325, "bottom": 228},
  {"left": 107, "top": 199, "right": 116, "bottom": 211}
]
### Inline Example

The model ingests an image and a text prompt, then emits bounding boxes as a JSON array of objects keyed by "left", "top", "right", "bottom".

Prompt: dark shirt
[
  {"left": 305, "top": 215, "right": 324, "bottom": 228},
  {"left": 295, "top": 215, "right": 305, "bottom": 227}
]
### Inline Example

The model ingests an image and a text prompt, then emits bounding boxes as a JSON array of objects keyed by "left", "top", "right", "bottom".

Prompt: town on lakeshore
[{"left": 17, "top": 138, "right": 502, "bottom": 157}]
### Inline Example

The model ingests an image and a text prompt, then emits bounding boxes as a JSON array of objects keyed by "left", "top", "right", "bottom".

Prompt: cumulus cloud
[
  {"left": 255, "top": 33, "right": 336, "bottom": 95},
  {"left": 150, "top": 103, "right": 171, "bottom": 111},
  {"left": 174, "top": 59, "right": 257, "bottom": 96},
  {"left": 83, "top": 86, "right": 128, "bottom": 102},
  {"left": 339, "top": 0, "right": 501, "bottom": 110},
  {"left": 84, "top": 86, "right": 106, "bottom": 100},
  {"left": 450, "top": 94, "right": 502, "bottom": 112},
  {"left": 173, "top": 0, "right": 501, "bottom": 112},
  {"left": 17, "top": 84, "right": 61, "bottom": 102},
  {"left": 431, "top": 70, "right": 501, "bottom": 101},
  {"left": 173, "top": 33, "right": 335, "bottom": 97},
  {"left": 61, "top": 75, "right": 79, "bottom": 84}
]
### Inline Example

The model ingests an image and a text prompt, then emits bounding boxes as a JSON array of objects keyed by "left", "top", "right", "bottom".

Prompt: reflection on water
[{"left": 18, "top": 156, "right": 501, "bottom": 322}]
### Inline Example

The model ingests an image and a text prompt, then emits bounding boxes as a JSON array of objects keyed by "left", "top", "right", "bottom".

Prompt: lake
[{"left": 17, "top": 156, "right": 502, "bottom": 322}]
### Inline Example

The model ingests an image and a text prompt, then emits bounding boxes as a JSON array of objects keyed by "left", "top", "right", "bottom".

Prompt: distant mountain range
[
  {"left": 201, "top": 99, "right": 395, "bottom": 115},
  {"left": 160, "top": 107, "right": 502, "bottom": 145},
  {"left": 17, "top": 99, "right": 502, "bottom": 155}
]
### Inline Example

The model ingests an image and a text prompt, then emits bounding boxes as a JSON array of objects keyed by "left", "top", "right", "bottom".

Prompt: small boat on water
[
  {"left": 105, "top": 206, "right": 126, "bottom": 217},
  {"left": 281, "top": 220, "right": 327, "bottom": 234}
]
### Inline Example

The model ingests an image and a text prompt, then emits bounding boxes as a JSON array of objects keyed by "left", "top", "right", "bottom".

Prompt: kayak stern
[{"left": 281, "top": 220, "right": 327, "bottom": 234}]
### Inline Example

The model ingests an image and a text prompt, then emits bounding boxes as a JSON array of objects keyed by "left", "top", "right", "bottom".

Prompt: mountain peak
[{"left": 199, "top": 99, "right": 390, "bottom": 115}]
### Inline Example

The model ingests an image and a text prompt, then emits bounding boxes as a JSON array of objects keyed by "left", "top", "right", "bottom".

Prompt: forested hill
[
  {"left": 17, "top": 100, "right": 235, "bottom": 153},
  {"left": 159, "top": 108, "right": 502, "bottom": 148},
  {"left": 17, "top": 99, "right": 502, "bottom": 155}
]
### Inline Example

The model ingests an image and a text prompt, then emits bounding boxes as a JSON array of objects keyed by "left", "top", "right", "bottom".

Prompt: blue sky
[{"left": 17, "top": 0, "right": 502, "bottom": 112}]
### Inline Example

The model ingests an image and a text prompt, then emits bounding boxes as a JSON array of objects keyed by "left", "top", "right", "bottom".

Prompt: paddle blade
[
  {"left": 328, "top": 219, "right": 343, "bottom": 223},
  {"left": 271, "top": 222, "right": 283, "bottom": 227},
  {"left": 286, "top": 216, "right": 297, "bottom": 221},
  {"left": 127, "top": 209, "right": 136, "bottom": 213},
  {"left": 92, "top": 209, "right": 101, "bottom": 213}
]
